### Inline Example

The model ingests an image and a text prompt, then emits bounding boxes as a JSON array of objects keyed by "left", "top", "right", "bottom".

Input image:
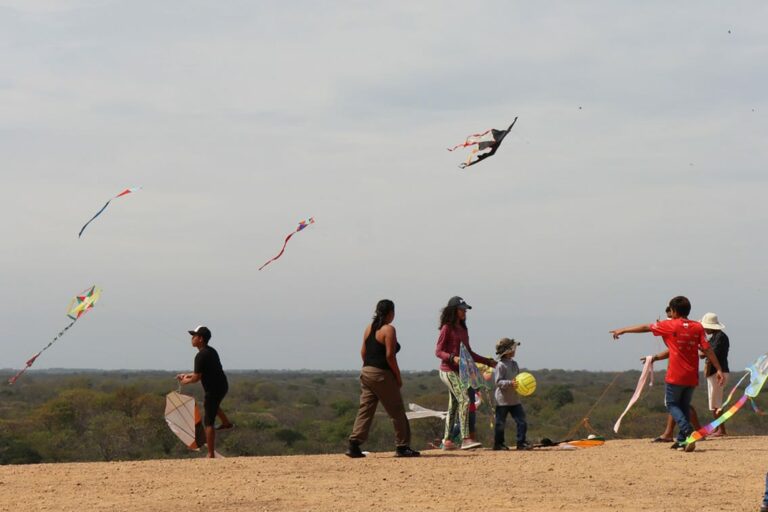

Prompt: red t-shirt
[{"left": 650, "top": 318, "right": 710, "bottom": 387}]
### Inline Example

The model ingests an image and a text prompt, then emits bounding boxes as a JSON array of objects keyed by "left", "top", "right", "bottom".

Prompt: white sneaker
[{"left": 461, "top": 439, "right": 482, "bottom": 450}]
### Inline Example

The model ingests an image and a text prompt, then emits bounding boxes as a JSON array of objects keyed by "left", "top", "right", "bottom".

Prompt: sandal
[
  {"left": 651, "top": 436, "right": 673, "bottom": 443},
  {"left": 215, "top": 423, "right": 235, "bottom": 431}
]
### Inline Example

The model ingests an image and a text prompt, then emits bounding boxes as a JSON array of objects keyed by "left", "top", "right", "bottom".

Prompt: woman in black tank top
[{"left": 346, "top": 300, "right": 419, "bottom": 458}]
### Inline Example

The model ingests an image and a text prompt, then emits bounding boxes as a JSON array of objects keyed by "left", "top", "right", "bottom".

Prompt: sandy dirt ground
[{"left": 0, "top": 435, "right": 765, "bottom": 512}]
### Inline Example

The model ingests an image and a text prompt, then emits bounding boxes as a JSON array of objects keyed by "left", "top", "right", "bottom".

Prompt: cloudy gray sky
[{"left": 1, "top": 1, "right": 767, "bottom": 374}]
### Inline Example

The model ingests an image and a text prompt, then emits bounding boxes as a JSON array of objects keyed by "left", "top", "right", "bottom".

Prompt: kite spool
[{"left": 515, "top": 372, "right": 537, "bottom": 397}]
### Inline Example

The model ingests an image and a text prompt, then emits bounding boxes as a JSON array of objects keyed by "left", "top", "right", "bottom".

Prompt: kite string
[
  {"left": 8, "top": 319, "right": 78, "bottom": 384},
  {"left": 565, "top": 371, "right": 622, "bottom": 440}
]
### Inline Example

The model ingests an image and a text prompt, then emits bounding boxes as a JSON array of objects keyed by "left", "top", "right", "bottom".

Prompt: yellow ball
[{"left": 515, "top": 372, "right": 537, "bottom": 397}]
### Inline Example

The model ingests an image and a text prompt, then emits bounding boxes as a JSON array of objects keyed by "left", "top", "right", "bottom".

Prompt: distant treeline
[{"left": 1, "top": 369, "right": 766, "bottom": 464}]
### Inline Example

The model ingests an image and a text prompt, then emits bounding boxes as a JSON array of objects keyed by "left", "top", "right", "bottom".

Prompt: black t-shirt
[
  {"left": 706, "top": 331, "right": 730, "bottom": 376},
  {"left": 194, "top": 345, "right": 228, "bottom": 395}
]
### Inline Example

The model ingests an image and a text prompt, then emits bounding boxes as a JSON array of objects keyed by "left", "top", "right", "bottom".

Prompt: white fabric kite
[
  {"left": 165, "top": 391, "right": 206, "bottom": 450},
  {"left": 165, "top": 391, "right": 225, "bottom": 457},
  {"left": 406, "top": 403, "right": 448, "bottom": 420},
  {"left": 614, "top": 356, "right": 655, "bottom": 433}
]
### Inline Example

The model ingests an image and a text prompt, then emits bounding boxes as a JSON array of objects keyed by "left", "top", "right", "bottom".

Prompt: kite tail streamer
[
  {"left": 614, "top": 355, "right": 654, "bottom": 433},
  {"left": 78, "top": 199, "right": 112, "bottom": 238},
  {"left": 447, "top": 129, "right": 492, "bottom": 151},
  {"left": 566, "top": 371, "right": 621, "bottom": 440},
  {"left": 685, "top": 394, "right": 749, "bottom": 445},
  {"left": 8, "top": 319, "right": 77, "bottom": 384},
  {"left": 78, "top": 187, "right": 140, "bottom": 238},
  {"left": 258, "top": 218, "right": 315, "bottom": 271},
  {"left": 258, "top": 232, "right": 296, "bottom": 271},
  {"left": 720, "top": 371, "right": 749, "bottom": 410}
]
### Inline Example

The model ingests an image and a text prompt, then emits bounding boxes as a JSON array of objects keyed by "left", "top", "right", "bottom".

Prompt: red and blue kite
[
  {"left": 78, "top": 187, "right": 141, "bottom": 238},
  {"left": 259, "top": 218, "right": 315, "bottom": 271}
]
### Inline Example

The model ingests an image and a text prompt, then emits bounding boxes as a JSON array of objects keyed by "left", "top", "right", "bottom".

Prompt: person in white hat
[{"left": 700, "top": 312, "right": 730, "bottom": 436}]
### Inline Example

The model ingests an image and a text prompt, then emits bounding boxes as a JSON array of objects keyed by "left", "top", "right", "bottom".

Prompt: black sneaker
[
  {"left": 669, "top": 441, "right": 684, "bottom": 450},
  {"left": 345, "top": 441, "right": 365, "bottom": 458},
  {"left": 516, "top": 441, "right": 533, "bottom": 451},
  {"left": 492, "top": 444, "right": 510, "bottom": 451},
  {"left": 760, "top": 504, "right": 768, "bottom": 512},
  {"left": 395, "top": 446, "right": 420, "bottom": 457}
]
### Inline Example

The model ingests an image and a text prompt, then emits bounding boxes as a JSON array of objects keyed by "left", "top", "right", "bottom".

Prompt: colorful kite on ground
[
  {"left": 685, "top": 352, "right": 768, "bottom": 445},
  {"left": 536, "top": 435, "right": 606, "bottom": 450},
  {"left": 258, "top": 217, "right": 315, "bottom": 271},
  {"left": 448, "top": 117, "right": 518, "bottom": 168},
  {"left": 78, "top": 187, "right": 140, "bottom": 238},
  {"left": 614, "top": 355, "right": 655, "bottom": 433},
  {"left": 8, "top": 286, "right": 101, "bottom": 384}
]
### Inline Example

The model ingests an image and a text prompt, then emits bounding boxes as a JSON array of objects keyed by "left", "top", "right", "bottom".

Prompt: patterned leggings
[{"left": 439, "top": 370, "right": 470, "bottom": 440}]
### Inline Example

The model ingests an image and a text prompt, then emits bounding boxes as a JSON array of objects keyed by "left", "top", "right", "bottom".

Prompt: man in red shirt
[{"left": 610, "top": 296, "right": 724, "bottom": 452}]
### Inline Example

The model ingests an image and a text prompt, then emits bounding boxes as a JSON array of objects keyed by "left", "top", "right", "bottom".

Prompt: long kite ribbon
[
  {"left": 447, "top": 129, "right": 493, "bottom": 152},
  {"left": 78, "top": 187, "right": 140, "bottom": 238},
  {"left": 614, "top": 355, "right": 654, "bottom": 433},
  {"left": 685, "top": 352, "right": 768, "bottom": 445},
  {"left": 258, "top": 218, "right": 315, "bottom": 271},
  {"left": 8, "top": 286, "right": 101, "bottom": 385}
]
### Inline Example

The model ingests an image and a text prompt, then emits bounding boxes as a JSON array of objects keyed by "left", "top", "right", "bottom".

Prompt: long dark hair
[
  {"left": 372, "top": 299, "right": 395, "bottom": 332},
  {"left": 439, "top": 305, "right": 467, "bottom": 330}
]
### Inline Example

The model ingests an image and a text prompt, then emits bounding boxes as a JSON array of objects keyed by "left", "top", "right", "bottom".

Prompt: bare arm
[
  {"left": 176, "top": 372, "right": 201, "bottom": 385},
  {"left": 703, "top": 347, "right": 725, "bottom": 385},
  {"left": 610, "top": 324, "right": 653, "bottom": 339},
  {"left": 467, "top": 343, "right": 497, "bottom": 368},
  {"left": 382, "top": 325, "right": 403, "bottom": 387},
  {"left": 360, "top": 324, "right": 370, "bottom": 364}
]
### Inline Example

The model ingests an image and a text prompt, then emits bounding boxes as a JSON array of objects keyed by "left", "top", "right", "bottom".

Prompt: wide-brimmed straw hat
[
  {"left": 495, "top": 337, "right": 520, "bottom": 357},
  {"left": 700, "top": 313, "right": 725, "bottom": 331}
]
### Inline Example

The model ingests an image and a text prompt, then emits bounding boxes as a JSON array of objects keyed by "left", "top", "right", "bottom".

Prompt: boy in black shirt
[{"left": 177, "top": 325, "right": 232, "bottom": 458}]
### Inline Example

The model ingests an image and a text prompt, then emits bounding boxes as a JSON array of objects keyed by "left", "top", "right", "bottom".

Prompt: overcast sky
[{"left": 1, "top": 1, "right": 767, "bottom": 375}]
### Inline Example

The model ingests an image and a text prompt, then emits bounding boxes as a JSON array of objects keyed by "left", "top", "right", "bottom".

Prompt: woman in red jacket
[{"left": 434, "top": 296, "right": 495, "bottom": 450}]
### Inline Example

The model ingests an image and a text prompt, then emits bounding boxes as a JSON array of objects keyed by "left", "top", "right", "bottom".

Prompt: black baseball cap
[
  {"left": 188, "top": 325, "right": 212, "bottom": 342},
  {"left": 447, "top": 296, "right": 472, "bottom": 310}
]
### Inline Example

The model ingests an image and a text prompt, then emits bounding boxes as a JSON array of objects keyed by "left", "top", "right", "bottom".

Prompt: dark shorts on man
[{"left": 203, "top": 391, "right": 227, "bottom": 427}]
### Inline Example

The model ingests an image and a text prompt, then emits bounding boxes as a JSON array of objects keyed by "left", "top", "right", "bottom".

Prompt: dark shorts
[{"left": 203, "top": 391, "right": 227, "bottom": 427}]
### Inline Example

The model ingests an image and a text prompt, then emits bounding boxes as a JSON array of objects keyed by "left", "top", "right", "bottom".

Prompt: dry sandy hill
[{"left": 0, "top": 436, "right": 764, "bottom": 512}]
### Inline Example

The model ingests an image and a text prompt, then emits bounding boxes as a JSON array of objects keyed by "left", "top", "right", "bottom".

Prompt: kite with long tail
[
  {"left": 684, "top": 352, "right": 768, "bottom": 445},
  {"left": 448, "top": 117, "right": 517, "bottom": 169},
  {"left": 78, "top": 187, "right": 140, "bottom": 238},
  {"left": 8, "top": 286, "right": 101, "bottom": 384},
  {"left": 258, "top": 218, "right": 315, "bottom": 271}
]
